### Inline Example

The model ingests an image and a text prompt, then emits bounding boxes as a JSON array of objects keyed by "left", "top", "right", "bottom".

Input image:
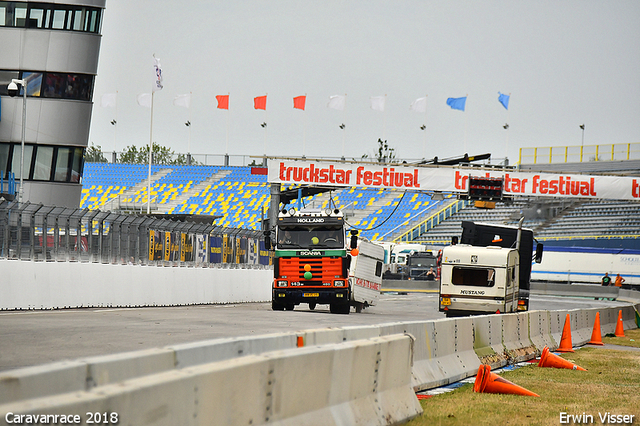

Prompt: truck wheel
[
  {"left": 285, "top": 303, "right": 295, "bottom": 311},
  {"left": 309, "top": 302, "right": 316, "bottom": 311},
  {"left": 272, "top": 301, "right": 285, "bottom": 311},
  {"left": 330, "top": 302, "right": 350, "bottom": 315}
]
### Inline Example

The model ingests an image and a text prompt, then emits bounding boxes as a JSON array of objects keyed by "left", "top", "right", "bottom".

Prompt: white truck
[{"left": 348, "top": 239, "right": 385, "bottom": 313}]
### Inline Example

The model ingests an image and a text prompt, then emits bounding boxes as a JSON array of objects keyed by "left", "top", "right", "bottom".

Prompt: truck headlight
[
  {"left": 334, "top": 280, "right": 345, "bottom": 287},
  {"left": 277, "top": 280, "right": 288, "bottom": 287}
]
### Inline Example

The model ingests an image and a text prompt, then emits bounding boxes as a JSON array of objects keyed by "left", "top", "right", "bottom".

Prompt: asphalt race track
[{"left": 0, "top": 293, "right": 631, "bottom": 372}]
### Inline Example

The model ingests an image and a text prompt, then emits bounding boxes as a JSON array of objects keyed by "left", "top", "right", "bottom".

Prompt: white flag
[
  {"left": 173, "top": 93, "right": 191, "bottom": 108},
  {"left": 410, "top": 97, "right": 427, "bottom": 113},
  {"left": 370, "top": 95, "right": 386, "bottom": 112},
  {"left": 100, "top": 93, "right": 117, "bottom": 108},
  {"left": 136, "top": 93, "right": 152, "bottom": 108},
  {"left": 153, "top": 56, "right": 163, "bottom": 92},
  {"left": 327, "top": 95, "right": 346, "bottom": 111}
]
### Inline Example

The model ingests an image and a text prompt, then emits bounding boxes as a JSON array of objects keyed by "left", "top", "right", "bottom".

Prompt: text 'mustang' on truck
[
  {"left": 266, "top": 208, "right": 384, "bottom": 314},
  {"left": 439, "top": 219, "right": 543, "bottom": 317}
]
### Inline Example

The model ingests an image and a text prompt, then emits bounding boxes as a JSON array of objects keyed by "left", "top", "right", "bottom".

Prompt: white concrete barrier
[
  {"left": 472, "top": 315, "right": 507, "bottom": 368},
  {"left": 0, "top": 335, "right": 423, "bottom": 426},
  {"left": 0, "top": 260, "right": 271, "bottom": 310}
]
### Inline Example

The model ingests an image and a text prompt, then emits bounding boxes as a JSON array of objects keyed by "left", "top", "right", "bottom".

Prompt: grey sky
[{"left": 89, "top": 1, "right": 640, "bottom": 165}]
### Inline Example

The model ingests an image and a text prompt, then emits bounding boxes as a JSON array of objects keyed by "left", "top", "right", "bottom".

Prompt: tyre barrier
[{"left": 1, "top": 302, "right": 638, "bottom": 424}]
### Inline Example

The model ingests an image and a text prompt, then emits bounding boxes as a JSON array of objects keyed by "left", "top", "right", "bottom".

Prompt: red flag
[
  {"left": 216, "top": 95, "right": 229, "bottom": 110},
  {"left": 293, "top": 95, "right": 306, "bottom": 110},
  {"left": 254, "top": 95, "right": 267, "bottom": 110}
]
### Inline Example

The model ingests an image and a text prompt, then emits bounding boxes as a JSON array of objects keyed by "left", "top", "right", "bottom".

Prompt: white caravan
[{"left": 439, "top": 244, "right": 520, "bottom": 317}]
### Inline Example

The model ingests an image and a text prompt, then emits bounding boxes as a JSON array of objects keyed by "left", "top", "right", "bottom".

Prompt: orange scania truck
[{"left": 267, "top": 208, "right": 384, "bottom": 314}]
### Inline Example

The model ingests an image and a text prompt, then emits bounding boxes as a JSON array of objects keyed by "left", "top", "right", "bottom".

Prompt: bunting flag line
[
  {"left": 254, "top": 95, "right": 267, "bottom": 110},
  {"left": 327, "top": 95, "right": 346, "bottom": 110},
  {"left": 136, "top": 93, "right": 152, "bottom": 108},
  {"left": 370, "top": 95, "right": 386, "bottom": 112},
  {"left": 216, "top": 94, "right": 229, "bottom": 110},
  {"left": 498, "top": 92, "right": 510, "bottom": 110},
  {"left": 293, "top": 95, "right": 306, "bottom": 110},
  {"left": 152, "top": 56, "right": 163, "bottom": 92},
  {"left": 100, "top": 93, "right": 117, "bottom": 108},
  {"left": 410, "top": 97, "right": 427, "bottom": 113},
  {"left": 446, "top": 96, "right": 467, "bottom": 111},
  {"left": 173, "top": 93, "right": 191, "bottom": 108}
]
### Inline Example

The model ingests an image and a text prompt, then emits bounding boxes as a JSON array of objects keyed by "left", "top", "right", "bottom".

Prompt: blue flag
[
  {"left": 446, "top": 96, "right": 466, "bottom": 111},
  {"left": 498, "top": 92, "right": 510, "bottom": 110}
]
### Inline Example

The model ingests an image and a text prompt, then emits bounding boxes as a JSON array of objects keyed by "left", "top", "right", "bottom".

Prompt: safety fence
[
  {"left": 519, "top": 142, "right": 640, "bottom": 164},
  {"left": 0, "top": 200, "right": 271, "bottom": 267}
]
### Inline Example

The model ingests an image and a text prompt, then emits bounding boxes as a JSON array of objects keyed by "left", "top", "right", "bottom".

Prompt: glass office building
[{"left": 0, "top": 0, "right": 105, "bottom": 207}]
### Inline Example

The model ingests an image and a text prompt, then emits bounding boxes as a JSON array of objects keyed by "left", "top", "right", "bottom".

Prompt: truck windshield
[
  {"left": 407, "top": 257, "right": 436, "bottom": 267},
  {"left": 277, "top": 226, "right": 344, "bottom": 249}
]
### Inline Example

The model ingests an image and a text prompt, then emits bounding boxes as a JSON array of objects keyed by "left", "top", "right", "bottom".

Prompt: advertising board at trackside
[{"left": 268, "top": 159, "right": 640, "bottom": 201}]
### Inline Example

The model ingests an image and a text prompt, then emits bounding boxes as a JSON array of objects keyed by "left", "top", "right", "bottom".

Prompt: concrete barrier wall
[
  {"left": 0, "top": 335, "right": 423, "bottom": 426},
  {"left": 0, "top": 260, "right": 272, "bottom": 309}
]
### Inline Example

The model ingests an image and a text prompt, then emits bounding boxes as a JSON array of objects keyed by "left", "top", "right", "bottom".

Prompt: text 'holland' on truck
[
  {"left": 264, "top": 208, "right": 384, "bottom": 314},
  {"left": 439, "top": 219, "right": 543, "bottom": 317}
]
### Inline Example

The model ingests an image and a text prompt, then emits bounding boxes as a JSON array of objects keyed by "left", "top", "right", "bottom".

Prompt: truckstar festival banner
[{"left": 267, "top": 159, "right": 640, "bottom": 201}]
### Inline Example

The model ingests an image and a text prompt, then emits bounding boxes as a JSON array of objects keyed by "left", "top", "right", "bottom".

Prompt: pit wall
[
  {"left": 1, "top": 301, "right": 638, "bottom": 425},
  {"left": 0, "top": 260, "right": 272, "bottom": 309}
]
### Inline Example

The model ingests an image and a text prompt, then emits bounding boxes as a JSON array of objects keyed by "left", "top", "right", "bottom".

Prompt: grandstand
[
  {"left": 81, "top": 163, "right": 447, "bottom": 237},
  {"left": 81, "top": 152, "right": 640, "bottom": 249}
]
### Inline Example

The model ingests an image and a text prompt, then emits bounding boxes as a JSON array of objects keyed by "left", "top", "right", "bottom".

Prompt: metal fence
[{"left": 0, "top": 200, "right": 271, "bottom": 267}]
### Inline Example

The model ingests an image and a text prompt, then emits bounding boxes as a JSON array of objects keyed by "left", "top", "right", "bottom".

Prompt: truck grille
[{"left": 279, "top": 257, "right": 342, "bottom": 283}]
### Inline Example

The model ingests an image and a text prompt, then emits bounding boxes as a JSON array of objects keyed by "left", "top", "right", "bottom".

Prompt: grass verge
[{"left": 406, "top": 329, "right": 640, "bottom": 426}]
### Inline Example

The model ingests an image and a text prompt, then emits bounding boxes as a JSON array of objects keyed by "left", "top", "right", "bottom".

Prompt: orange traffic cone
[
  {"left": 588, "top": 312, "right": 604, "bottom": 345},
  {"left": 615, "top": 310, "right": 625, "bottom": 337},
  {"left": 538, "top": 346, "right": 586, "bottom": 371},
  {"left": 556, "top": 314, "right": 574, "bottom": 353},
  {"left": 474, "top": 364, "right": 539, "bottom": 397}
]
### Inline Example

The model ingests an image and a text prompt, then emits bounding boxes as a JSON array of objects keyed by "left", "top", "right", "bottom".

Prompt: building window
[
  {"left": 33, "top": 146, "right": 54, "bottom": 180},
  {"left": 11, "top": 144, "right": 33, "bottom": 180},
  {"left": 0, "top": 142, "right": 84, "bottom": 183},
  {"left": 0, "top": 69, "right": 94, "bottom": 101},
  {"left": 0, "top": 2, "right": 102, "bottom": 34}
]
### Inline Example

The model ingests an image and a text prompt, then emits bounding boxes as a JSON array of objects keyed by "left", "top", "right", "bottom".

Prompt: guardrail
[{"left": 2, "top": 297, "right": 638, "bottom": 424}]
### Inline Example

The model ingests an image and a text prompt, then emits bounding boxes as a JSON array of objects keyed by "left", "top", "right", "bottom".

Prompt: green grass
[{"left": 406, "top": 329, "right": 640, "bottom": 426}]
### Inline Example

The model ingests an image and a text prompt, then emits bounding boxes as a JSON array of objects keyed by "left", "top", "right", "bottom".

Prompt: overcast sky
[{"left": 89, "top": 1, "right": 640, "bottom": 165}]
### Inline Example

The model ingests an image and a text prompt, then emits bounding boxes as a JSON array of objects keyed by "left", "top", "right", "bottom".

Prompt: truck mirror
[
  {"left": 451, "top": 236, "right": 459, "bottom": 245},
  {"left": 264, "top": 234, "right": 272, "bottom": 250},
  {"left": 534, "top": 244, "right": 543, "bottom": 263},
  {"left": 350, "top": 235, "right": 358, "bottom": 249}
]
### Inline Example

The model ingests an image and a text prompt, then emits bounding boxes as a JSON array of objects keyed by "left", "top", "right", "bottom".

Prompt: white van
[{"left": 439, "top": 244, "right": 519, "bottom": 317}]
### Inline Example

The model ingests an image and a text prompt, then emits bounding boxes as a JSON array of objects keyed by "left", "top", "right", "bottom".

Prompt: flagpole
[
  {"left": 423, "top": 94, "right": 428, "bottom": 159},
  {"left": 342, "top": 94, "right": 346, "bottom": 160},
  {"left": 225, "top": 92, "right": 229, "bottom": 161},
  {"left": 504, "top": 92, "right": 511, "bottom": 164},
  {"left": 382, "top": 94, "right": 387, "bottom": 141},
  {"left": 147, "top": 90, "right": 154, "bottom": 214},
  {"left": 188, "top": 91, "right": 192, "bottom": 158},
  {"left": 463, "top": 94, "right": 468, "bottom": 155},
  {"left": 263, "top": 93, "right": 268, "bottom": 166},
  {"left": 302, "top": 93, "right": 307, "bottom": 157},
  {"left": 113, "top": 90, "right": 118, "bottom": 162}
]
